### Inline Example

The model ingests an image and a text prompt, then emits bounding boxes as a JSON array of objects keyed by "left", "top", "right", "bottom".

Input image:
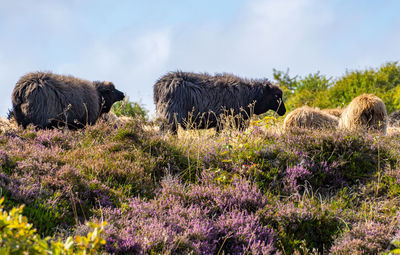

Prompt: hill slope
[{"left": 1, "top": 116, "right": 400, "bottom": 254}]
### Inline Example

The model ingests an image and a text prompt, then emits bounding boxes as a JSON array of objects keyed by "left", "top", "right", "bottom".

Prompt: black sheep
[
  {"left": 153, "top": 71, "right": 286, "bottom": 133},
  {"left": 12, "top": 72, "right": 125, "bottom": 129}
]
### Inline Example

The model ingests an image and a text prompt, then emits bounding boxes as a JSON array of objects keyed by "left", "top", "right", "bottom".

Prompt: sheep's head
[
  {"left": 255, "top": 82, "right": 286, "bottom": 116},
  {"left": 95, "top": 81, "right": 125, "bottom": 114}
]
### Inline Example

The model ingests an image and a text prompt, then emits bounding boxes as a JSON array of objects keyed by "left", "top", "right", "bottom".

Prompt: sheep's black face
[
  {"left": 255, "top": 84, "right": 286, "bottom": 116},
  {"left": 271, "top": 86, "right": 286, "bottom": 116},
  {"left": 96, "top": 81, "right": 125, "bottom": 114}
]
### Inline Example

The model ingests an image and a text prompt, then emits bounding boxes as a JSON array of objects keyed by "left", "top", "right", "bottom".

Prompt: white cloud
[
  {"left": 164, "top": 0, "right": 400, "bottom": 80},
  {"left": 162, "top": 0, "right": 336, "bottom": 78},
  {"left": 57, "top": 29, "right": 172, "bottom": 114},
  {"left": 0, "top": 1, "right": 79, "bottom": 117},
  {"left": 1, "top": 0, "right": 400, "bottom": 118}
]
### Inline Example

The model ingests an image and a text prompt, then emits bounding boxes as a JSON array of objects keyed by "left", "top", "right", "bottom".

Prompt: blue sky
[{"left": 1, "top": 0, "right": 400, "bottom": 118}]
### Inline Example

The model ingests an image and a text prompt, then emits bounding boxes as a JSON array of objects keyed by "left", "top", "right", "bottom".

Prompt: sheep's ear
[
  {"left": 95, "top": 84, "right": 108, "bottom": 94},
  {"left": 93, "top": 81, "right": 103, "bottom": 88},
  {"left": 103, "top": 81, "right": 116, "bottom": 89},
  {"left": 103, "top": 81, "right": 114, "bottom": 86},
  {"left": 95, "top": 81, "right": 112, "bottom": 92}
]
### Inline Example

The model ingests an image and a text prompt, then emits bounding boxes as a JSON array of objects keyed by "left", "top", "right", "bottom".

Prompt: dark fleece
[
  {"left": 153, "top": 71, "right": 286, "bottom": 132},
  {"left": 12, "top": 72, "right": 124, "bottom": 129}
]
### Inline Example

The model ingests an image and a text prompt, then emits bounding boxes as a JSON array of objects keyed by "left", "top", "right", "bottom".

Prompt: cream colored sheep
[
  {"left": 283, "top": 106, "right": 339, "bottom": 130},
  {"left": 338, "top": 94, "right": 387, "bottom": 134}
]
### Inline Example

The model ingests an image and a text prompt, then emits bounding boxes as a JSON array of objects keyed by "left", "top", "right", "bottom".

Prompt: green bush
[
  {"left": 111, "top": 96, "right": 148, "bottom": 119},
  {"left": 327, "top": 62, "right": 400, "bottom": 113},
  {"left": 261, "top": 198, "right": 343, "bottom": 254},
  {"left": 274, "top": 62, "right": 400, "bottom": 113},
  {"left": 273, "top": 68, "right": 333, "bottom": 111},
  {"left": 0, "top": 197, "right": 105, "bottom": 255}
]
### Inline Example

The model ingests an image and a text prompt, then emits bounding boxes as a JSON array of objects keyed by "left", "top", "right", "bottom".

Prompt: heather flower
[
  {"left": 186, "top": 175, "right": 268, "bottom": 213},
  {"left": 0, "top": 172, "right": 45, "bottom": 203},
  {"left": 86, "top": 179, "right": 114, "bottom": 207},
  {"left": 103, "top": 175, "right": 276, "bottom": 254},
  {"left": 330, "top": 221, "right": 395, "bottom": 254},
  {"left": 259, "top": 198, "right": 344, "bottom": 254},
  {"left": 216, "top": 210, "right": 275, "bottom": 255},
  {"left": 284, "top": 164, "right": 311, "bottom": 193},
  {"left": 0, "top": 150, "right": 8, "bottom": 165},
  {"left": 35, "top": 130, "right": 59, "bottom": 147}
]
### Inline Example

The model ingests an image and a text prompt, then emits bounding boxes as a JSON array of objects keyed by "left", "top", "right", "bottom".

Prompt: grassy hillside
[{"left": 1, "top": 115, "right": 400, "bottom": 254}]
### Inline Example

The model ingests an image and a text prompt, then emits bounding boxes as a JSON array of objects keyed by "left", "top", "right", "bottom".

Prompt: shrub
[
  {"left": 202, "top": 127, "right": 394, "bottom": 196},
  {"left": 330, "top": 221, "right": 396, "bottom": 254},
  {"left": 261, "top": 198, "right": 343, "bottom": 254},
  {"left": 327, "top": 62, "right": 400, "bottom": 113},
  {"left": 102, "top": 175, "right": 276, "bottom": 254},
  {"left": 0, "top": 197, "right": 106, "bottom": 254},
  {"left": 273, "top": 62, "right": 400, "bottom": 113},
  {"left": 111, "top": 96, "right": 148, "bottom": 119}
]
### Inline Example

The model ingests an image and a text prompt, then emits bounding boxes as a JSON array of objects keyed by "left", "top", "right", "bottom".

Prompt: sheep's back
[
  {"left": 12, "top": 72, "right": 100, "bottom": 128},
  {"left": 154, "top": 73, "right": 261, "bottom": 121}
]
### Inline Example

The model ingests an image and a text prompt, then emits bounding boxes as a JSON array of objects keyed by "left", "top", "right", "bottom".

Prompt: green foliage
[
  {"left": 272, "top": 68, "right": 298, "bottom": 103},
  {"left": 327, "top": 62, "right": 400, "bottom": 112},
  {"left": 261, "top": 198, "right": 343, "bottom": 254},
  {"left": 273, "top": 68, "right": 298, "bottom": 92},
  {"left": 291, "top": 73, "right": 332, "bottom": 109},
  {"left": 18, "top": 200, "right": 62, "bottom": 237},
  {"left": 0, "top": 197, "right": 106, "bottom": 255},
  {"left": 273, "top": 69, "right": 333, "bottom": 110},
  {"left": 274, "top": 62, "right": 400, "bottom": 113},
  {"left": 384, "top": 239, "right": 400, "bottom": 255},
  {"left": 111, "top": 96, "right": 148, "bottom": 119}
]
